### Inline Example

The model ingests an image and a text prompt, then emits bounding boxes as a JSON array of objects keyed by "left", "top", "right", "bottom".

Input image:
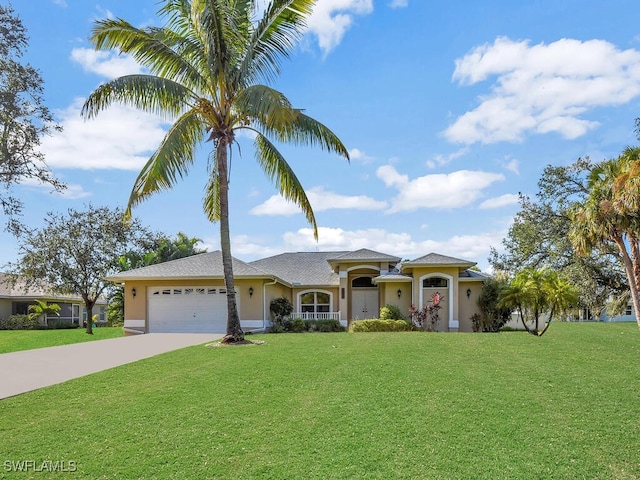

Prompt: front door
[{"left": 351, "top": 289, "right": 379, "bottom": 320}]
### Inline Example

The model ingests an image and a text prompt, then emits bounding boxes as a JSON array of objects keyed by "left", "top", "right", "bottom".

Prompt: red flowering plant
[{"left": 409, "top": 292, "right": 444, "bottom": 331}]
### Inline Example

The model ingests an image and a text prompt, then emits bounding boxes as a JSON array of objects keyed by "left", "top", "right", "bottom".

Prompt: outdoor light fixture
[
  {"left": 466, "top": 288, "right": 471, "bottom": 299},
  {"left": 249, "top": 287, "right": 254, "bottom": 298},
  {"left": 132, "top": 287, "right": 137, "bottom": 298},
  {"left": 397, "top": 289, "right": 402, "bottom": 299}
]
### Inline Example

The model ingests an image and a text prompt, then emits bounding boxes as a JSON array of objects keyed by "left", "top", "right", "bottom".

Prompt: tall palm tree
[
  {"left": 82, "top": 0, "right": 349, "bottom": 343},
  {"left": 568, "top": 156, "right": 640, "bottom": 329}
]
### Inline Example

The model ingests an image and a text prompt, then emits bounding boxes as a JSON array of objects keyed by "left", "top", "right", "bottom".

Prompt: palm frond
[
  {"left": 202, "top": 158, "right": 221, "bottom": 222},
  {"left": 82, "top": 75, "right": 193, "bottom": 120},
  {"left": 90, "top": 17, "right": 207, "bottom": 91},
  {"left": 254, "top": 132, "right": 318, "bottom": 238},
  {"left": 240, "top": 0, "right": 315, "bottom": 84},
  {"left": 125, "top": 109, "right": 204, "bottom": 219}
]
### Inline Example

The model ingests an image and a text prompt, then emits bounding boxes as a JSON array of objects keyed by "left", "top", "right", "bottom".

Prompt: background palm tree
[
  {"left": 499, "top": 268, "right": 578, "bottom": 336},
  {"left": 568, "top": 155, "right": 640, "bottom": 329},
  {"left": 82, "top": 0, "right": 349, "bottom": 342},
  {"left": 27, "top": 300, "right": 61, "bottom": 327}
]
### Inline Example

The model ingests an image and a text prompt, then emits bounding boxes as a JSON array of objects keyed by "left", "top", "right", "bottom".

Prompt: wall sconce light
[
  {"left": 249, "top": 287, "right": 254, "bottom": 298},
  {"left": 466, "top": 288, "right": 471, "bottom": 299},
  {"left": 132, "top": 287, "right": 136, "bottom": 298},
  {"left": 397, "top": 289, "right": 402, "bottom": 299}
]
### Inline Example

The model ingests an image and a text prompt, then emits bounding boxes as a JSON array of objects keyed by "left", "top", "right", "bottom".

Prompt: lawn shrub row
[
  {"left": 270, "top": 318, "right": 345, "bottom": 333},
  {"left": 0, "top": 315, "right": 80, "bottom": 330},
  {"left": 349, "top": 319, "right": 413, "bottom": 332}
]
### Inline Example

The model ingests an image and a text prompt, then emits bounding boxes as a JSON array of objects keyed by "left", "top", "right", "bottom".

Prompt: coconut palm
[
  {"left": 27, "top": 300, "right": 61, "bottom": 327},
  {"left": 81, "top": 0, "right": 349, "bottom": 342},
  {"left": 499, "top": 268, "right": 578, "bottom": 336}
]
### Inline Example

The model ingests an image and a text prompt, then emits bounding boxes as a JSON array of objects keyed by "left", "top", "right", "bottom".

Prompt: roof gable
[
  {"left": 403, "top": 252, "right": 475, "bottom": 267},
  {"left": 327, "top": 248, "right": 401, "bottom": 263},
  {"left": 249, "top": 252, "right": 344, "bottom": 286}
]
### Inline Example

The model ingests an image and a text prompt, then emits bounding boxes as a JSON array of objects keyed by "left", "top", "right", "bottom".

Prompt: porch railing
[{"left": 292, "top": 312, "right": 341, "bottom": 321}]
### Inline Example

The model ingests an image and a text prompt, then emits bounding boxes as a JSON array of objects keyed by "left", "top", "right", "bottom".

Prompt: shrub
[
  {"left": 379, "top": 304, "right": 405, "bottom": 321},
  {"left": 349, "top": 319, "right": 413, "bottom": 332},
  {"left": 304, "top": 319, "right": 345, "bottom": 332},
  {"left": 5, "top": 314, "right": 40, "bottom": 330},
  {"left": 270, "top": 297, "right": 293, "bottom": 330},
  {"left": 290, "top": 318, "right": 307, "bottom": 333}
]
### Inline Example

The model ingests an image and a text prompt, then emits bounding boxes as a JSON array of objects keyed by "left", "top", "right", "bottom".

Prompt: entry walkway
[{"left": 0, "top": 333, "right": 220, "bottom": 399}]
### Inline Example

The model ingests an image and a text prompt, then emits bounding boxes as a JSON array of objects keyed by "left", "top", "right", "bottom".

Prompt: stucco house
[
  {"left": 0, "top": 274, "right": 107, "bottom": 327},
  {"left": 108, "top": 248, "right": 488, "bottom": 335}
]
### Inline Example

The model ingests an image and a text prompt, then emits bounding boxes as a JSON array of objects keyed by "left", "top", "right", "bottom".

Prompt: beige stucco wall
[
  {"left": 379, "top": 283, "right": 412, "bottom": 320},
  {"left": 408, "top": 266, "right": 460, "bottom": 331},
  {"left": 0, "top": 299, "right": 12, "bottom": 320},
  {"left": 458, "top": 281, "right": 484, "bottom": 332}
]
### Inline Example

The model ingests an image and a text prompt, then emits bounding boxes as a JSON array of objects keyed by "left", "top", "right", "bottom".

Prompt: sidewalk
[{"left": 0, "top": 333, "right": 220, "bottom": 399}]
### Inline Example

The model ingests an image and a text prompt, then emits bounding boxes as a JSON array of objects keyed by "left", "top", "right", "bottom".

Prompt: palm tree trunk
[
  {"left": 613, "top": 235, "right": 640, "bottom": 329},
  {"left": 217, "top": 141, "right": 244, "bottom": 343}
]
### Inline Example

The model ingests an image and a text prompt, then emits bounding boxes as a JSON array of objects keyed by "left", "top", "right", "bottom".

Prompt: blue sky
[{"left": 5, "top": 0, "right": 640, "bottom": 270}]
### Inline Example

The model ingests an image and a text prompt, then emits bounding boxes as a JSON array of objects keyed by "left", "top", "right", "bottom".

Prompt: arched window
[
  {"left": 422, "top": 277, "right": 448, "bottom": 288},
  {"left": 300, "top": 291, "right": 331, "bottom": 314},
  {"left": 351, "top": 276, "right": 375, "bottom": 288}
]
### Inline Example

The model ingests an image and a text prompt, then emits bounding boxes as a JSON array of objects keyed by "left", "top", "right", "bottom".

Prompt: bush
[
  {"left": 379, "top": 304, "right": 405, "bottom": 321},
  {"left": 304, "top": 319, "right": 345, "bottom": 332},
  {"left": 3, "top": 314, "right": 40, "bottom": 330},
  {"left": 349, "top": 319, "right": 413, "bottom": 332},
  {"left": 270, "top": 297, "right": 293, "bottom": 331},
  {"left": 290, "top": 318, "right": 307, "bottom": 333}
]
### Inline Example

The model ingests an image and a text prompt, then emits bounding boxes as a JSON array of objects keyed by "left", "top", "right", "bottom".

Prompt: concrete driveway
[{"left": 0, "top": 333, "right": 221, "bottom": 399}]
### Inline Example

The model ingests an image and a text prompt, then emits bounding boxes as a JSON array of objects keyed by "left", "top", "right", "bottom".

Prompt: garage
[{"left": 147, "top": 287, "right": 231, "bottom": 333}]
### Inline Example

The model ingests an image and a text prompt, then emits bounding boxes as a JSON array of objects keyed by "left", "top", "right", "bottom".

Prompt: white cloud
[
  {"left": 40, "top": 98, "right": 168, "bottom": 171},
  {"left": 445, "top": 37, "right": 640, "bottom": 144},
  {"left": 307, "top": 0, "right": 374, "bottom": 55},
  {"left": 19, "top": 178, "right": 91, "bottom": 200},
  {"left": 250, "top": 186, "right": 387, "bottom": 216},
  {"left": 478, "top": 193, "right": 519, "bottom": 209},
  {"left": 71, "top": 48, "right": 143, "bottom": 79},
  {"left": 52, "top": 0, "right": 68, "bottom": 7},
  {"left": 376, "top": 165, "right": 505, "bottom": 212},
  {"left": 426, "top": 147, "right": 469, "bottom": 169},
  {"left": 388, "top": 0, "right": 408, "bottom": 8},
  {"left": 349, "top": 148, "right": 374, "bottom": 164},
  {"left": 503, "top": 157, "right": 520, "bottom": 175}
]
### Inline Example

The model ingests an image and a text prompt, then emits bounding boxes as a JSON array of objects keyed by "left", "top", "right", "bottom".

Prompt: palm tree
[
  {"left": 27, "top": 300, "right": 61, "bottom": 327},
  {"left": 82, "top": 1, "right": 349, "bottom": 343},
  {"left": 568, "top": 155, "right": 640, "bottom": 329},
  {"left": 499, "top": 268, "right": 578, "bottom": 336}
]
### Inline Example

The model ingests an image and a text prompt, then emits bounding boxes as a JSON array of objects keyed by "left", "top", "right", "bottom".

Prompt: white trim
[
  {"left": 418, "top": 273, "right": 454, "bottom": 329},
  {"left": 124, "top": 319, "right": 145, "bottom": 328},
  {"left": 123, "top": 327, "right": 144, "bottom": 334}
]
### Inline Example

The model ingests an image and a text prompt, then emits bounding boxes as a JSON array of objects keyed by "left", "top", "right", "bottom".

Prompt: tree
[
  {"left": 9, "top": 205, "right": 154, "bottom": 334},
  {"left": 499, "top": 268, "right": 578, "bottom": 337},
  {"left": 107, "top": 232, "right": 206, "bottom": 325},
  {"left": 0, "top": 5, "right": 63, "bottom": 233},
  {"left": 82, "top": 0, "right": 349, "bottom": 343},
  {"left": 490, "top": 158, "right": 627, "bottom": 319},
  {"left": 476, "top": 276, "right": 512, "bottom": 332},
  {"left": 568, "top": 151, "right": 640, "bottom": 329}
]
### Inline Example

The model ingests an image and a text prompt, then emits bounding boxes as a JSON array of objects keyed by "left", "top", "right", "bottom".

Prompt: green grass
[
  {"left": 0, "top": 327, "right": 123, "bottom": 354},
  {"left": 1, "top": 323, "right": 639, "bottom": 479}
]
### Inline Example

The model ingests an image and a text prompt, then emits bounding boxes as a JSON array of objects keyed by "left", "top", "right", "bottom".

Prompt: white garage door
[{"left": 148, "top": 287, "right": 231, "bottom": 333}]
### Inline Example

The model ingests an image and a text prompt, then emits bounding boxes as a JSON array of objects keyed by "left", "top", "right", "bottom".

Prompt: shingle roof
[
  {"left": 403, "top": 252, "right": 476, "bottom": 267},
  {"left": 249, "top": 251, "right": 345, "bottom": 286},
  {"left": 372, "top": 273, "right": 413, "bottom": 283},
  {"left": 327, "top": 248, "right": 401, "bottom": 263},
  {"left": 106, "top": 251, "right": 272, "bottom": 282},
  {"left": 0, "top": 273, "right": 98, "bottom": 303}
]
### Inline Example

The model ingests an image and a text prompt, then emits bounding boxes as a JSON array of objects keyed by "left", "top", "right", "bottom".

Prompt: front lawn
[
  {"left": 1, "top": 323, "right": 639, "bottom": 479},
  {"left": 0, "top": 327, "right": 123, "bottom": 354}
]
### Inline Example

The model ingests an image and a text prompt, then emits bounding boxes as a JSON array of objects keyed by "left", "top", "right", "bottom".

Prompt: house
[
  {"left": 0, "top": 274, "right": 107, "bottom": 327},
  {"left": 107, "top": 249, "right": 488, "bottom": 335}
]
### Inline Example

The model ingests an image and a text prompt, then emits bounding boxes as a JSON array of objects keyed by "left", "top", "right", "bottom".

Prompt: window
[
  {"left": 626, "top": 304, "right": 633, "bottom": 316},
  {"left": 352, "top": 276, "right": 375, "bottom": 288},
  {"left": 423, "top": 277, "right": 448, "bottom": 288},
  {"left": 300, "top": 291, "right": 331, "bottom": 314}
]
